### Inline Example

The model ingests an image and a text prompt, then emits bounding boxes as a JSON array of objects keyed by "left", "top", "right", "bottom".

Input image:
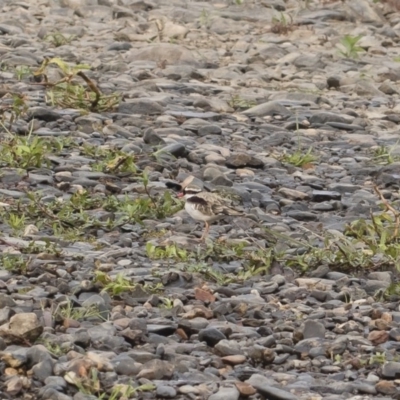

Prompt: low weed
[
  {"left": 65, "top": 367, "right": 102, "bottom": 396},
  {"left": 0, "top": 124, "right": 70, "bottom": 170},
  {"left": 371, "top": 144, "right": 400, "bottom": 165},
  {"left": 228, "top": 94, "right": 257, "bottom": 110},
  {"left": 146, "top": 240, "right": 278, "bottom": 285},
  {"left": 0, "top": 93, "right": 28, "bottom": 127},
  {"left": 199, "top": 9, "right": 213, "bottom": 29},
  {"left": 38, "top": 339, "right": 69, "bottom": 357},
  {"left": 33, "top": 57, "right": 120, "bottom": 112},
  {"left": 94, "top": 271, "right": 163, "bottom": 297},
  {"left": 0, "top": 254, "right": 28, "bottom": 274},
  {"left": 159, "top": 297, "right": 175, "bottom": 309},
  {"left": 14, "top": 66, "right": 31, "bottom": 81},
  {"left": 338, "top": 35, "right": 365, "bottom": 59},
  {"left": 271, "top": 13, "right": 295, "bottom": 35},
  {"left": 94, "top": 272, "right": 138, "bottom": 296},
  {"left": 281, "top": 147, "right": 318, "bottom": 167},
  {"left": 146, "top": 242, "right": 189, "bottom": 260},
  {"left": 5, "top": 212, "right": 26, "bottom": 236},
  {"left": 45, "top": 32, "right": 76, "bottom": 47},
  {"left": 288, "top": 186, "right": 400, "bottom": 272},
  {"left": 54, "top": 299, "right": 104, "bottom": 322}
]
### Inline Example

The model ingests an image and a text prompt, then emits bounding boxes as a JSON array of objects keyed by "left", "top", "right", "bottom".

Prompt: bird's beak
[{"left": 177, "top": 192, "right": 184, "bottom": 198}]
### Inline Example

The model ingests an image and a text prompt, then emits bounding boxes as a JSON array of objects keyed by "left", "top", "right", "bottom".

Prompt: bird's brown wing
[
  {"left": 189, "top": 192, "right": 244, "bottom": 217},
  {"left": 212, "top": 202, "right": 243, "bottom": 216},
  {"left": 187, "top": 195, "right": 216, "bottom": 217}
]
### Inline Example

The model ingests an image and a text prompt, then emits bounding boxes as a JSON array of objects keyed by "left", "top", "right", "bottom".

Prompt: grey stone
[
  {"left": 368, "top": 271, "right": 392, "bottom": 283},
  {"left": 32, "top": 359, "right": 54, "bottom": 382},
  {"left": 226, "top": 153, "right": 264, "bottom": 169},
  {"left": 156, "top": 385, "right": 177, "bottom": 398},
  {"left": 243, "top": 101, "right": 291, "bottom": 117},
  {"left": 118, "top": 99, "right": 164, "bottom": 115},
  {"left": 112, "top": 355, "right": 142, "bottom": 376},
  {"left": 198, "top": 125, "right": 222, "bottom": 136},
  {"left": 0, "top": 294, "right": 16, "bottom": 308},
  {"left": 209, "top": 387, "right": 240, "bottom": 400},
  {"left": 382, "top": 362, "right": 400, "bottom": 379},
  {"left": 143, "top": 127, "right": 165, "bottom": 145},
  {"left": 247, "top": 374, "right": 297, "bottom": 400},
  {"left": 303, "top": 320, "right": 326, "bottom": 339},
  {"left": 215, "top": 339, "right": 244, "bottom": 356}
]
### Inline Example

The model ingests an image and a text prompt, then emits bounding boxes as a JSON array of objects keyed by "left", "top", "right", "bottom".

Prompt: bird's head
[{"left": 177, "top": 184, "right": 202, "bottom": 199}]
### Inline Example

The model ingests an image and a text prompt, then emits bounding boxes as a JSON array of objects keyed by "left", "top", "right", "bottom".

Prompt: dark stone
[
  {"left": 107, "top": 42, "right": 132, "bottom": 51},
  {"left": 198, "top": 125, "right": 222, "bottom": 136},
  {"left": 327, "top": 76, "right": 341, "bottom": 89},
  {"left": 143, "top": 127, "right": 165, "bottom": 145},
  {"left": 198, "top": 328, "right": 227, "bottom": 347},
  {"left": 311, "top": 190, "right": 341, "bottom": 202},
  {"left": 27, "top": 107, "right": 63, "bottom": 122}
]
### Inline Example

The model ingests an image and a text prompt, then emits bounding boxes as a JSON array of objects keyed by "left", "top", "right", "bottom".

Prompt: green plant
[
  {"left": 54, "top": 299, "right": 104, "bottom": 322},
  {"left": 184, "top": 262, "right": 234, "bottom": 285},
  {"left": 383, "top": 282, "right": 400, "bottom": 299},
  {"left": 1, "top": 136, "right": 48, "bottom": 168},
  {"left": 199, "top": 9, "right": 212, "bottom": 28},
  {"left": 106, "top": 383, "right": 155, "bottom": 400},
  {"left": 281, "top": 147, "right": 318, "bottom": 167},
  {"left": 94, "top": 271, "right": 163, "bottom": 297},
  {"left": 228, "top": 94, "right": 257, "bottom": 110},
  {"left": 289, "top": 187, "right": 400, "bottom": 272},
  {"left": 271, "top": 13, "right": 295, "bottom": 34},
  {"left": 371, "top": 143, "right": 400, "bottom": 165},
  {"left": 159, "top": 297, "right": 175, "bottom": 309},
  {"left": 34, "top": 57, "right": 120, "bottom": 112},
  {"left": 0, "top": 254, "right": 28, "bottom": 274},
  {"left": 65, "top": 367, "right": 102, "bottom": 396},
  {"left": 14, "top": 66, "right": 31, "bottom": 81},
  {"left": 5, "top": 212, "right": 26, "bottom": 235},
  {"left": 0, "top": 94, "right": 28, "bottom": 128},
  {"left": 45, "top": 32, "right": 76, "bottom": 47},
  {"left": 0, "top": 123, "right": 68, "bottom": 170},
  {"left": 333, "top": 354, "right": 342, "bottom": 363},
  {"left": 92, "top": 153, "right": 137, "bottom": 174},
  {"left": 369, "top": 352, "right": 387, "bottom": 365},
  {"left": 338, "top": 35, "right": 365, "bottom": 59},
  {"left": 106, "top": 189, "right": 183, "bottom": 223},
  {"left": 38, "top": 339, "right": 69, "bottom": 357},
  {"left": 94, "top": 272, "right": 137, "bottom": 296},
  {"left": 146, "top": 242, "right": 189, "bottom": 260}
]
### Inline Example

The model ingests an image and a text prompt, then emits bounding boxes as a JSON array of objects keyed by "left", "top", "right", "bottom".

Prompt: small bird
[
  {"left": 177, "top": 184, "right": 244, "bottom": 241},
  {"left": 165, "top": 178, "right": 243, "bottom": 206}
]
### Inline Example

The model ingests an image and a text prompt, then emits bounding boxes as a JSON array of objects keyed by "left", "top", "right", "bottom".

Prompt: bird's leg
[
  {"left": 200, "top": 222, "right": 210, "bottom": 242},
  {"left": 189, "top": 222, "right": 201, "bottom": 236}
]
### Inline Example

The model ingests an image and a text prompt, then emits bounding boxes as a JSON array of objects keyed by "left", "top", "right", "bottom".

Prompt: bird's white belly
[{"left": 185, "top": 203, "right": 219, "bottom": 222}]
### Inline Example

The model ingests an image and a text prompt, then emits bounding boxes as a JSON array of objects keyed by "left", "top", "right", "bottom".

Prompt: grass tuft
[
  {"left": 338, "top": 35, "right": 365, "bottom": 59},
  {"left": 33, "top": 57, "right": 120, "bottom": 113}
]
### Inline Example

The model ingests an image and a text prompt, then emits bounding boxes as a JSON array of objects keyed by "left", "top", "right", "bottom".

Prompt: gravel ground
[{"left": 2, "top": 0, "right": 400, "bottom": 399}]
